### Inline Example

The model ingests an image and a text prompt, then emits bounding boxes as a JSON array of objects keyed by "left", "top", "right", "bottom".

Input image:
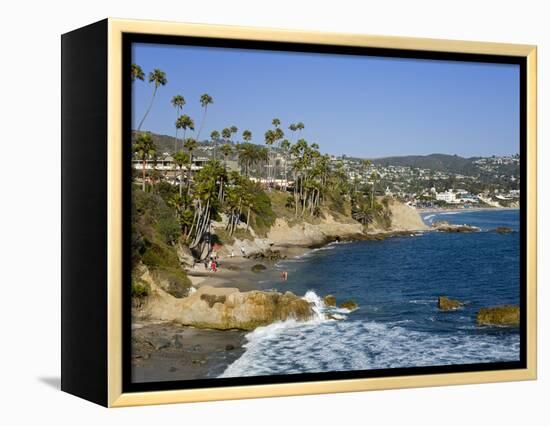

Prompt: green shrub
[
  {"left": 131, "top": 279, "right": 151, "bottom": 298},
  {"left": 152, "top": 267, "right": 191, "bottom": 298}
]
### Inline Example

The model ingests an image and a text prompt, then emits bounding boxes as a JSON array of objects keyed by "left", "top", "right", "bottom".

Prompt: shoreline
[
  {"left": 417, "top": 206, "right": 519, "bottom": 214},
  {"left": 132, "top": 207, "right": 517, "bottom": 382}
]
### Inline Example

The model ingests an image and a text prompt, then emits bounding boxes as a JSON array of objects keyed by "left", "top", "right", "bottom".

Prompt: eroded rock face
[
  {"left": 438, "top": 296, "right": 464, "bottom": 311},
  {"left": 139, "top": 283, "right": 314, "bottom": 331},
  {"left": 477, "top": 305, "right": 520, "bottom": 326}
]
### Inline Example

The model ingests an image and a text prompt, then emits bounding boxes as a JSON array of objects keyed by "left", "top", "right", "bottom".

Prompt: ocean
[{"left": 220, "top": 209, "right": 521, "bottom": 378}]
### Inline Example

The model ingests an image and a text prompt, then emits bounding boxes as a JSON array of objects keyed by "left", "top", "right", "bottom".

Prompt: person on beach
[
  {"left": 230, "top": 249, "right": 234, "bottom": 258},
  {"left": 211, "top": 260, "right": 217, "bottom": 272},
  {"left": 240, "top": 246, "right": 246, "bottom": 257},
  {"left": 280, "top": 271, "right": 288, "bottom": 281}
]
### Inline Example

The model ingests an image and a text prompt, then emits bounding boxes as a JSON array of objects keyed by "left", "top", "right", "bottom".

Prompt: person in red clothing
[{"left": 211, "top": 260, "right": 217, "bottom": 272}]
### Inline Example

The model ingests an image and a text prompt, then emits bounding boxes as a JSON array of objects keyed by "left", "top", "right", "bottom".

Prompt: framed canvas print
[{"left": 61, "top": 18, "right": 537, "bottom": 407}]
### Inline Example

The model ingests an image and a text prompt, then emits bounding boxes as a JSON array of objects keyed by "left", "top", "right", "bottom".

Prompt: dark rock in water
[
  {"left": 433, "top": 221, "right": 479, "bottom": 233},
  {"left": 251, "top": 264, "right": 267, "bottom": 272},
  {"left": 494, "top": 226, "right": 514, "bottom": 234},
  {"left": 323, "top": 295, "right": 337, "bottom": 307},
  {"left": 438, "top": 296, "right": 464, "bottom": 311},
  {"left": 169, "top": 366, "right": 178, "bottom": 372},
  {"left": 225, "top": 344, "right": 235, "bottom": 351},
  {"left": 477, "top": 305, "right": 520, "bottom": 326},
  {"left": 339, "top": 300, "right": 358, "bottom": 311}
]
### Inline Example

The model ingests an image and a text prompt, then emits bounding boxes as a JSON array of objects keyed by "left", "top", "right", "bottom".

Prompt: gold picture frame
[{"left": 61, "top": 18, "right": 537, "bottom": 407}]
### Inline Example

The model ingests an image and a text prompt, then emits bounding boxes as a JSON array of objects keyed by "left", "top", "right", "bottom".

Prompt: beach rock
[
  {"left": 173, "top": 334, "right": 185, "bottom": 349},
  {"left": 146, "top": 336, "right": 172, "bottom": 351},
  {"left": 339, "top": 300, "right": 358, "bottom": 311},
  {"left": 438, "top": 296, "right": 464, "bottom": 311},
  {"left": 225, "top": 344, "right": 235, "bottom": 351},
  {"left": 251, "top": 264, "right": 267, "bottom": 273},
  {"left": 140, "top": 285, "right": 314, "bottom": 331},
  {"left": 494, "top": 226, "right": 514, "bottom": 234},
  {"left": 432, "top": 221, "right": 479, "bottom": 233},
  {"left": 247, "top": 249, "right": 286, "bottom": 261},
  {"left": 477, "top": 305, "right": 520, "bottom": 326},
  {"left": 323, "top": 295, "right": 337, "bottom": 307}
]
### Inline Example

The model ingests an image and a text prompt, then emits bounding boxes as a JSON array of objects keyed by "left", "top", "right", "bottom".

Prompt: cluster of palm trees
[{"left": 131, "top": 62, "right": 385, "bottom": 255}]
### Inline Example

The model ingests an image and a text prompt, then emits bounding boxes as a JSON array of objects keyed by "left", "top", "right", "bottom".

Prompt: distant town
[{"left": 132, "top": 132, "right": 520, "bottom": 210}]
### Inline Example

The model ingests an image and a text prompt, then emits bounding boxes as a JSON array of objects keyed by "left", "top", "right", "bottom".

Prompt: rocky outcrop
[
  {"left": 339, "top": 300, "right": 358, "bottom": 311},
  {"left": 136, "top": 274, "right": 314, "bottom": 330},
  {"left": 432, "top": 221, "right": 479, "bottom": 233},
  {"left": 246, "top": 249, "right": 286, "bottom": 261},
  {"left": 477, "top": 305, "right": 520, "bottom": 326},
  {"left": 323, "top": 295, "right": 337, "bottom": 307},
  {"left": 494, "top": 226, "right": 514, "bottom": 234},
  {"left": 267, "top": 216, "right": 363, "bottom": 247},
  {"left": 438, "top": 296, "right": 463, "bottom": 311}
]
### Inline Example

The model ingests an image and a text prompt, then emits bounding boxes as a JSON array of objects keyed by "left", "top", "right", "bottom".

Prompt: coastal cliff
[{"left": 133, "top": 196, "right": 427, "bottom": 330}]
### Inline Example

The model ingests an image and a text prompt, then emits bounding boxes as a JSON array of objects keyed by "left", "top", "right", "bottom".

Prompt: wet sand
[{"left": 132, "top": 321, "right": 246, "bottom": 383}]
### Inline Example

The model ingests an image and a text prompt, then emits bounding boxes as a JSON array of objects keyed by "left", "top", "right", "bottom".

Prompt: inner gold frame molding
[{"left": 104, "top": 18, "right": 536, "bottom": 407}]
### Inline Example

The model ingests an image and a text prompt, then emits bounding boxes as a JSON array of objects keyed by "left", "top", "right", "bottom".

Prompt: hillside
[{"left": 371, "top": 153, "right": 480, "bottom": 175}]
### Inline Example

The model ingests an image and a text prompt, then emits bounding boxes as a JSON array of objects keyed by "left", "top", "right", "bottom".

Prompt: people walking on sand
[
  {"left": 230, "top": 249, "right": 234, "bottom": 258},
  {"left": 211, "top": 260, "right": 217, "bottom": 272},
  {"left": 240, "top": 246, "right": 246, "bottom": 257},
  {"left": 280, "top": 271, "right": 288, "bottom": 281}
]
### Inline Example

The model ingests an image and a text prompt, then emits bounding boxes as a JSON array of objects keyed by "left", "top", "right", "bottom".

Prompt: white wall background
[{"left": 1, "top": 0, "right": 546, "bottom": 423}]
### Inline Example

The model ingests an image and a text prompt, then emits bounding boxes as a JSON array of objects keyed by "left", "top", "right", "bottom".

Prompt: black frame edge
[
  {"left": 122, "top": 34, "right": 528, "bottom": 394},
  {"left": 61, "top": 18, "right": 109, "bottom": 407}
]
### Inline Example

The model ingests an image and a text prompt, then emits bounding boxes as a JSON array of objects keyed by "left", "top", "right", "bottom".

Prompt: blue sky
[{"left": 132, "top": 43, "right": 519, "bottom": 158}]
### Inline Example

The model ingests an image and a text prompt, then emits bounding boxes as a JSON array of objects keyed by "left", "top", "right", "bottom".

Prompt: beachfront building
[{"left": 435, "top": 190, "right": 458, "bottom": 204}]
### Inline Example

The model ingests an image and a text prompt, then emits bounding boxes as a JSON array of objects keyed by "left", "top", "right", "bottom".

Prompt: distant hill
[{"left": 371, "top": 153, "right": 482, "bottom": 175}]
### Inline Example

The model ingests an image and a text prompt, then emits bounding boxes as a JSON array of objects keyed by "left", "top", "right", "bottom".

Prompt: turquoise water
[{"left": 221, "top": 209, "right": 521, "bottom": 378}]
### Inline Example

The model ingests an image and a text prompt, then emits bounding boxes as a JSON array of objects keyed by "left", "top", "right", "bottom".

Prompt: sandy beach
[{"left": 131, "top": 248, "right": 304, "bottom": 383}]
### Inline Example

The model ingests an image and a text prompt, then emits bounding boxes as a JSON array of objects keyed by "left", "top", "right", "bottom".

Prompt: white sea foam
[{"left": 220, "top": 319, "right": 520, "bottom": 378}]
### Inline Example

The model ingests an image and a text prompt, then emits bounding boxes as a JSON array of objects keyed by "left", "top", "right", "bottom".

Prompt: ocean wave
[{"left": 220, "top": 319, "right": 519, "bottom": 378}]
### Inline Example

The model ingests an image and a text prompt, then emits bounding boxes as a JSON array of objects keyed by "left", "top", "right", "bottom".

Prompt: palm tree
[
  {"left": 242, "top": 129, "right": 252, "bottom": 143},
  {"left": 137, "top": 69, "right": 167, "bottom": 131},
  {"left": 133, "top": 133, "right": 156, "bottom": 191},
  {"left": 175, "top": 115, "right": 194, "bottom": 151},
  {"left": 229, "top": 126, "right": 238, "bottom": 142},
  {"left": 296, "top": 122, "right": 305, "bottom": 133},
  {"left": 196, "top": 93, "right": 213, "bottom": 141},
  {"left": 210, "top": 130, "right": 220, "bottom": 159},
  {"left": 171, "top": 95, "right": 185, "bottom": 153},
  {"left": 131, "top": 64, "right": 145, "bottom": 82},
  {"left": 280, "top": 139, "right": 290, "bottom": 189},
  {"left": 172, "top": 150, "right": 189, "bottom": 196},
  {"left": 272, "top": 118, "right": 281, "bottom": 128},
  {"left": 264, "top": 129, "right": 276, "bottom": 185},
  {"left": 220, "top": 143, "right": 233, "bottom": 168},
  {"left": 222, "top": 127, "right": 231, "bottom": 144},
  {"left": 370, "top": 171, "right": 379, "bottom": 208},
  {"left": 184, "top": 137, "right": 198, "bottom": 197}
]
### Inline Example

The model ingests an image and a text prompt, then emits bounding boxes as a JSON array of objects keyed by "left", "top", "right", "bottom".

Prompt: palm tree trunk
[
  {"left": 196, "top": 106, "right": 207, "bottom": 142},
  {"left": 142, "top": 159, "right": 146, "bottom": 191},
  {"left": 246, "top": 206, "right": 251, "bottom": 231},
  {"left": 179, "top": 167, "right": 183, "bottom": 196},
  {"left": 137, "top": 86, "right": 157, "bottom": 131}
]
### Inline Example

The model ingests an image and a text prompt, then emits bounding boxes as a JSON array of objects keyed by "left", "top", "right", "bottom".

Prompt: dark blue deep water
[{"left": 221, "top": 209, "right": 520, "bottom": 378}]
